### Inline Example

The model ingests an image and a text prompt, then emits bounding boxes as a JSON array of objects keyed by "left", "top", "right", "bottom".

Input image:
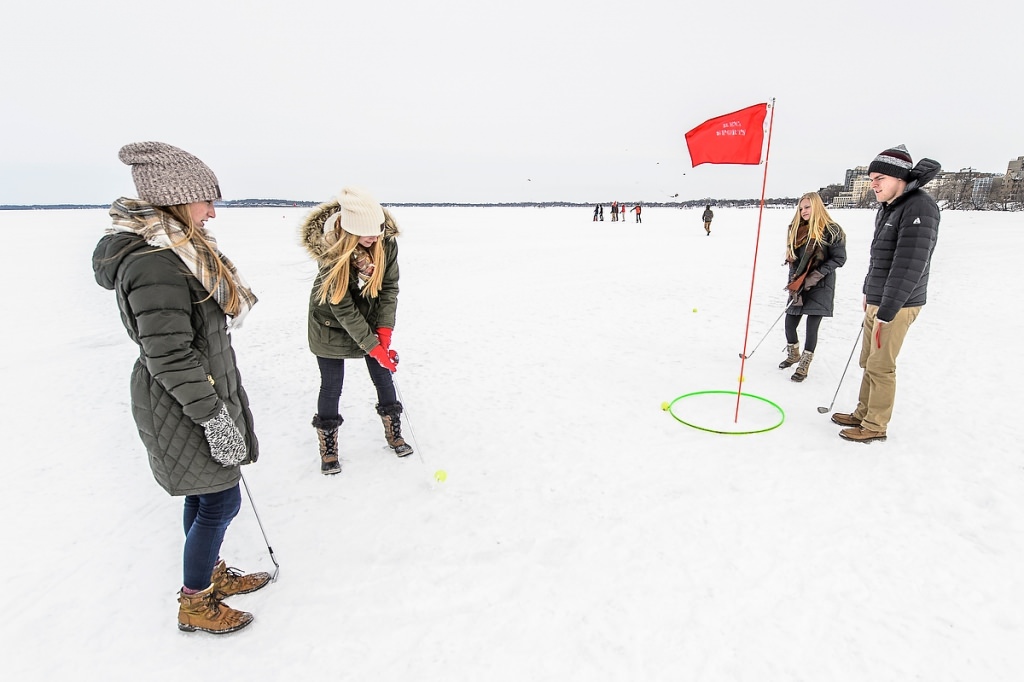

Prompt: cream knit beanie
[{"left": 323, "top": 186, "right": 385, "bottom": 237}]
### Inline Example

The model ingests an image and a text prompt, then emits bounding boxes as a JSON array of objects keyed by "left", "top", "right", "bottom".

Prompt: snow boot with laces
[
  {"left": 177, "top": 584, "right": 253, "bottom": 634},
  {"left": 375, "top": 402, "right": 414, "bottom": 457},
  {"left": 779, "top": 342, "right": 801, "bottom": 369},
  {"left": 211, "top": 559, "right": 271, "bottom": 600},
  {"left": 791, "top": 350, "right": 814, "bottom": 382},
  {"left": 312, "top": 414, "right": 342, "bottom": 475}
]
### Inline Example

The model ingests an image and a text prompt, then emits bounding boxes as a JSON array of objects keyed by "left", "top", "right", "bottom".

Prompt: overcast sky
[{"left": 1, "top": 0, "right": 1018, "bottom": 204}]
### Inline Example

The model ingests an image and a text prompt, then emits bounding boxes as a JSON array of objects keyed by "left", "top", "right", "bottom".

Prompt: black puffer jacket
[
  {"left": 864, "top": 159, "right": 941, "bottom": 322},
  {"left": 92, "top": 231, "right": 258, "bottom": 496}
]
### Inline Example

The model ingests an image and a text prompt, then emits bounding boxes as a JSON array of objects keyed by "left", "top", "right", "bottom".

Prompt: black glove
[{"left": 202, "top": 404, "right": 247, "bottom": 467}]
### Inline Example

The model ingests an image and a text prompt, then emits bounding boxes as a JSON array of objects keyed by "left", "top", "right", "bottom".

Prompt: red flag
[{"left": 685, "top": 103, "right": 768, "bottom": 167}]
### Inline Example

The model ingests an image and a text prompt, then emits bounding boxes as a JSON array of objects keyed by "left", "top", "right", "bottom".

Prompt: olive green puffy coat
[
  {"left": 301, "top": 202, "right": 400, "bottom": 359},
  {"left": 92, "top": 232, "right": 259, "bottom": 496}
]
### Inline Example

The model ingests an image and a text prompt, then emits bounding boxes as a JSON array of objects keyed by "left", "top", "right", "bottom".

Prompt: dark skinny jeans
[
  {"left": 785, "top": 313, "right": 823, "bottom": 352},
  {"left": 316, "top": 356, "right": 397, "bottom": 420},
  {"left": 182, "top": 483, "right": 241, "bottom": 590}
]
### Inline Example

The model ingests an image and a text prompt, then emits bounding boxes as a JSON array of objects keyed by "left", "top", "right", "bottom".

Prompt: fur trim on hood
[{"left": 300, "top": 199, "right": 401, "bottom": 263}]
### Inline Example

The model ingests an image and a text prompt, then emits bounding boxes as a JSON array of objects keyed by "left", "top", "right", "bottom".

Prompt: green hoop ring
[{"left": 663, "top": 390, "right": 785, "bottom": 435}]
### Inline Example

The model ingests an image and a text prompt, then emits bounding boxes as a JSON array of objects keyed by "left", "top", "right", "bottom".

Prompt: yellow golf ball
[
  {"left": 434, "top": 469, "right": 447, "bottom": 483},
  {"left": 692, "top": 308, "right": 698, "bottom": 313},
  {"left": 660, "top": 401, "right": 670, "bottom": 411}
]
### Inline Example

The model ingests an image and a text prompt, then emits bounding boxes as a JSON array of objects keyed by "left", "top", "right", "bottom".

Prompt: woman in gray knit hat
[
  {"left": 300, "top": 186, "right": 413, "bottom": 475},
  {"left": 92, "top": 142, "right": 270, "bottom": 634}
]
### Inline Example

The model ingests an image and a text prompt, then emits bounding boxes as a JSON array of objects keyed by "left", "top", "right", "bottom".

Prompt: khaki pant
[{"left": 853, "top": 304, "right": 921, "bottom": 432}]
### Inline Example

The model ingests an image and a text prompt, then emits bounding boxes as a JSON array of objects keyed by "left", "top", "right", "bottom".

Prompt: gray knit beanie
[
  {"left": 867, "top": 144, "right": 913, "bottom": 181},
  {"left": 118, "top": 141, "right": 222, "bottom": 206}
]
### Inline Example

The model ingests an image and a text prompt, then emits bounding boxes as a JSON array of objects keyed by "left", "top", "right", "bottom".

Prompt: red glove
[
  {"left": 376, "top": 327, "right": 392, "bottom": 350},
  {"left": 368, "top": 344, "right": 397, "bottom": 372}
]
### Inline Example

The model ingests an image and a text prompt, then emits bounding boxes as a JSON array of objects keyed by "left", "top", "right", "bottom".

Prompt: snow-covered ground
[{"left": 2, "top": 205, "right": 1021, "bottom": 681}]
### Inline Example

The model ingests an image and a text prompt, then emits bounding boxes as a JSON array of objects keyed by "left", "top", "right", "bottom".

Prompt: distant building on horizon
[
  {"left": 827, "top": 155, "right": 1023, "bottom": 210},
  {"left": 829, "top": 165, "right": 870, "bottom": 208}
]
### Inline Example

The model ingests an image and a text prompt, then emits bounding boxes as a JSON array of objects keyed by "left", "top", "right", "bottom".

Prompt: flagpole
[{"left": 735, "top": 97, "right": 776, "bottom": 422}]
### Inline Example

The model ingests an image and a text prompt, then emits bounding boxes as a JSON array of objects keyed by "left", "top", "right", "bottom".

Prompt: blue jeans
[
  {"left": 316, "top": 356, "right": 397, "bottom": 420},
  {"left": 182, "top": 484, "right": 241, "bottom": 590}
]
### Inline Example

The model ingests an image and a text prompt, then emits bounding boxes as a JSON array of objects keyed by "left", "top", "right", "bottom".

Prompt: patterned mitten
[{"left": 202, "top": 404, "right": 247, "bottom": 467}]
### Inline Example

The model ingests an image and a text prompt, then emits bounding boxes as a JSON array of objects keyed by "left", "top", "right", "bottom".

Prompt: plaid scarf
[
  {"left": 107, "top": 198, "right": 258, "bottom": 330},
  {"left": 351, "top": 245, "right": 375, "bottom": 290}
]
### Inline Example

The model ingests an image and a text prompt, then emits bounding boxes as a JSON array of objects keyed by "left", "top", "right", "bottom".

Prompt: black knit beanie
[{"left": 867, "top": 144, "right": 913, "bottom": 181}]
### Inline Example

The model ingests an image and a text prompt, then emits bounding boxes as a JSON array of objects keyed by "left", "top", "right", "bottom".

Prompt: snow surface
[{"left": 2, "top": 205, "right": 1021, "bottom": 681}]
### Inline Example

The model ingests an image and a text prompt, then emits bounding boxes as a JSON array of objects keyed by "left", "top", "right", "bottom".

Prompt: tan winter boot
[
  {"left": 791, "top": 350, "right": 814, "bottom": 382},
  {"left": 177, "top": 584, "right": 253, "bottom": 634},
  {"left": 312, "top": 414, "right": 342, "bottom": 475},
  {"left": 211, "top": 559, "right": 271, "bottom": 600},
  {"left": 778, "top": 343, "right": 801, "bottom": 369},
  {"left": 376, "top": 402, "right": 414, "bottom": 457}
]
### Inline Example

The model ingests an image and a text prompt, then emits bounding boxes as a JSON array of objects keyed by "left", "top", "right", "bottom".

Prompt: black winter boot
[
  {"left": 312, "top": 414, "right": 342, "bottom": 475},
  {"left": 375, "top": 402, "right": 414, "bottom": 457}
]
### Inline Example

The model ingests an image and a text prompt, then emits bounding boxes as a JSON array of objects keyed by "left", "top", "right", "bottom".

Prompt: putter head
[{"left": 816, "top": 406, "right": 829, "bottom": 414}]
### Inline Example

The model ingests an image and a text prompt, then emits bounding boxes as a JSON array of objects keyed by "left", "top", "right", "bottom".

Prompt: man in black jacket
[{"left": 831, "top": 145, "right": 941, "bottom": 443}]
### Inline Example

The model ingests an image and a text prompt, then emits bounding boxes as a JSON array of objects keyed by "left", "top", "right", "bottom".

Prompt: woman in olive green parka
[
  {"left": 301, "top": 186, "right": 413, "bottom": 475},
  {"left": 93, "top": 142, "right": 269, "bottom": 635}
]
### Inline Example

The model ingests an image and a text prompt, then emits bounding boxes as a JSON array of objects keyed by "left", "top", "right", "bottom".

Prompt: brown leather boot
[
  {"left": 177, "top": 584, "right": 253, "bottom": 634},
  {"left": 211, "top": 559, "right": 271, "bottom": 600},
  {"left": 376, "top": 402, "right": 414, "bottom": 457},
  {"left": 839, "top": 426, "right": 887, "bottom": 443},
  {"left": 830, "top": 412, "right": 861, "bottom": 427}
]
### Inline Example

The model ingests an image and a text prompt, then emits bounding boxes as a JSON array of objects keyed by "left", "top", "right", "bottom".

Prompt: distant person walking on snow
[
  {"left": 611, "top": 200, "right": 619, "bottom": 222},
  {"left": 702, "top": 204, "right": 714, "bottom": 235},
  {"left": 593, "top": 204, "right": 600, "bottom": 221},
  {"left": 832, "top": 145, "right": 941, "bottom": 443},
  {"left": 779, "top": 192, "right": 847, "bottom": 382},
  {"left": 620, "top": 203, "right": 626, "bottom": 220},
  {"left": 634, "top": 203, "right": 642, "bottom": 223},
  {"left": 92, "top": 142, "right": 269, "bottom": 635},
  {"left": 302, "top": 186, "right": 413, "bottom": 475}
]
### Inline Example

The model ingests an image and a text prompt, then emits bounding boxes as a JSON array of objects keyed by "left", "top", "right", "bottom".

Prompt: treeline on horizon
[{"left": 2, "top": 198, "right": 804, "bottom": 211}]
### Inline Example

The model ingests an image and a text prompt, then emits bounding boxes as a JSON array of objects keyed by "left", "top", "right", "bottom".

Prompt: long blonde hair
[
  {"left": 785, "top": 192, "right": 845, "bottom": 261},
  {"left": 316, "top": 227, "right": 386, "bottom": 305},
  {"left": 163, "top": 204, "right": 242, "bottom": 315}
]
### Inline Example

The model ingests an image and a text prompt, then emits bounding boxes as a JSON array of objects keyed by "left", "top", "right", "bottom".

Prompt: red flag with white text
[{"left": 685, "top": 103, "right": 768, "bottom": 166}]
